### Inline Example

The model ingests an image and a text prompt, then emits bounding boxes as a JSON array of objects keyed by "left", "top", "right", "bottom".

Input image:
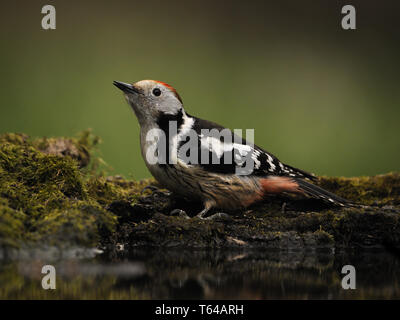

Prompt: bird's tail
[
  {"left": 294, "top": 178, "right": 353, "bottom": 207},
  {"left": 260, "top": 176, "right": 356, "bottom": 207}
]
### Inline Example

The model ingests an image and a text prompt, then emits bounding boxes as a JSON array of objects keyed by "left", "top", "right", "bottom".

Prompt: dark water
[{"left": 0, "top": 247, "right": 399, "bottom": 299}]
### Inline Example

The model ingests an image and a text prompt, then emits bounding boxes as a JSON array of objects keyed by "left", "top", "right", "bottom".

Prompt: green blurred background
[{"left": 0, "top": 0, "right": 399, "bottom": 180}]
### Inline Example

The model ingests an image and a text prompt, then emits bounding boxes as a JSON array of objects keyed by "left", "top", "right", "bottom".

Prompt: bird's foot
[
  {"left": 169, "top": 209, "right": 231, "bottom": 221},
  {"left": 170, "top": 209, "right": 190, "bottom": 219},
  {"left": 198, "top": 212, "right": 233, "bottom": 221}
]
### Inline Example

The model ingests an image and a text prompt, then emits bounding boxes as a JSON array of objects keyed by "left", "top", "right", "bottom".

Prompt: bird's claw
[
  {"left": 170, "top": 207, "right": 233, "bottom": 221},
  {"left": 170, "top": 209, "right": 190, "bottom": 219},
  {"left": 200, "top": 212, "right": 233, "bottom": 221}
]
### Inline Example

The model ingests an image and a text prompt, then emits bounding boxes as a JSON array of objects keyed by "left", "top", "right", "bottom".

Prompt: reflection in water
[{"left": 0, "top": 247, "right": 399, "bottom": 299}]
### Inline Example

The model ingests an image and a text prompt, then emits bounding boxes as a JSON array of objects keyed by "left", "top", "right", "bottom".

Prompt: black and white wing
[{"left": 178, "top": 115, "right": 316, "bottom": 180}]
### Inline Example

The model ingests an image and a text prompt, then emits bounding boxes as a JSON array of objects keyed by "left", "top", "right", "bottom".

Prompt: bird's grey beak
[{"left": 113, "top": 81, "right": 141, "bottom": 94}]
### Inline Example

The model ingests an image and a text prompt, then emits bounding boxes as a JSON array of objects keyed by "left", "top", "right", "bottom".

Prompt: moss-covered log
[{"left": 0, "top": 132, "right": 399, "bottom": 250}]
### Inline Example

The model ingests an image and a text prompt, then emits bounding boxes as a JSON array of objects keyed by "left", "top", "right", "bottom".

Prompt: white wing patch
[
  {"left": 197, "top": 135, "right": 283, "bottom": 172},
  {"left": 199, "top": 135, "right": 256, "bottom": 166}
]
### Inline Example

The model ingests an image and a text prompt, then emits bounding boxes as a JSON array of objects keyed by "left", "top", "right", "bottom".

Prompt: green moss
[
  {"left": 318, "top": 173, "right": 400, "bottom": 205},
  {"left": 0, "top": 198, "right": 26, "bottom": 247},
  {"left": 86, "top": 176, "right": 144, "bottom": 207},
  {"left": 0, "top": 131, "right": 127, "bottom": 248},
  {"left": 309, "top": 229, "right": 334, "bottom": 246}
]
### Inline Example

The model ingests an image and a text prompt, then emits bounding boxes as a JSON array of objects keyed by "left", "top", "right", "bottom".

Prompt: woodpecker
[{"left": 114, "top": 79, "right": 349, "bottom": 219}]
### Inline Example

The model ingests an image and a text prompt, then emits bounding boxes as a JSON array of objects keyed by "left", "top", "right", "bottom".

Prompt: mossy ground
[
  {"left": 0, "top": 131, "right": 399, "bottom": 250},
  {"left": 0, "top": 131, "right": 142, "bottom": 248}
]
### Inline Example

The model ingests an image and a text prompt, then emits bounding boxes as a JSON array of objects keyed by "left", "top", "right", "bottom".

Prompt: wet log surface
[{"left": 104, "top": 176, "right": 400, "bottom": 250}]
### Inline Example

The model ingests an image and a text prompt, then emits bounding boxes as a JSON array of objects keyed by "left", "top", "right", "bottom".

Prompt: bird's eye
[{"left": 152, "top": 88, "right": 161, "bottom": 96}]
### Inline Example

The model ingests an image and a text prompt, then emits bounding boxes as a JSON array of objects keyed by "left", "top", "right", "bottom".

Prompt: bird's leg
[
  {"left": 195, "top": 201, "right": 213, "bottom": 219},
  {"left": 195, "top": 204, "right": 212, "bottom": 219},
  {"left": 195, "top": 202, "right": 232, "bottom": 221}
]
